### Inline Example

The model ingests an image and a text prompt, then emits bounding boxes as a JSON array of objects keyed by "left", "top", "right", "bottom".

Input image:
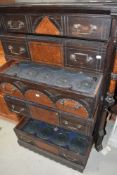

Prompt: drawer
[
  {"left": 0, "top": 82, "right": 24, "bottom": 99},
  {"left": 30, "top": 15, "right": 63, "bottom": 36},
  {"left": 65, "top": 43, "right": 106, "bottom": 72},
  {"left": 67, "top": 15, "right": 111, "bottom": 40},
  {"left": 29, "top": 104, "right": 59, "bottom": 126},
  {"left": 1, "top": 37, "right": 30, "bottom": 60},
  {"left": 4, "top": 96, "right": 30, "bottom": 117},
  {"left": 14, "top": 118, "right": 59, "bottom": 155},
  {"left": 59, "top": 148, "right": 86, "bottom": 165},
  {"left": 15, "top": 118, "right": 92, "bottom": 156},
  {"left": 3, "top": 14, "right": 28, "bottom": 33},
  {"left": 56, "top": 98, "right": 89, "bottom": 119},
  {"left": 24, "top": 89, "right": 54, "bottom": 107},
  {"left": 60, "top": 113, "right": 92, "bottom": 136}
]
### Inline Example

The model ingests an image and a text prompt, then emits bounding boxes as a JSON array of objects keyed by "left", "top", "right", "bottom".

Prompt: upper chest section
[{"left": 0, "top": 13, "right": 111, "bottom": 41}]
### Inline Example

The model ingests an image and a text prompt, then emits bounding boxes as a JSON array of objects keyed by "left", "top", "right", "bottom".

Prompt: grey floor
[{"left": 0, "top": 118, "right": 117, "bottom": 175}]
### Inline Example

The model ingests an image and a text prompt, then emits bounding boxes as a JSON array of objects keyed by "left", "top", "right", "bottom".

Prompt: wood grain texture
[
  {"left": 25, "top": 90, "right": 54, "bottom": 107},
  {"left": 29, "top": 105, "right": 59, "bottom": 125},
  {"left": 0, "top": 41, "right": 6, "bottom": 66},
  {"left": 35, "top": 16, "right": 60, "bottom": 35},
  {"left": 35, "top": 139, "right": 59, "bottom": 155},
  {"left": 29, "top": 41, "right": 63, "bottom": 66},
  {"left": 56, "top": 98, "right": 89, "bottom": 119},
  {"left": 0, "top": 82, "right": 24, "bottom": 99},
  {"left": 0, "top": 93, "right": 20, "bottom": 122},
  {"left": 109, "top": 54, "right": 117, "bottom": 94}
]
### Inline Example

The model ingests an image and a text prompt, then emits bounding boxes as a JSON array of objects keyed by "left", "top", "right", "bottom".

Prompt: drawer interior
[
  {"left": 0, "top": 60, "right": 103, "bottom": 97},
  {"left": 15, "top": 117, "right": 92, "bottom": 156}
]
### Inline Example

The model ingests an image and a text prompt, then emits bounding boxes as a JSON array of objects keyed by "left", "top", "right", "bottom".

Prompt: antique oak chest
[{"left": 0, "top": 1, "right": 117, "bottom": 172}]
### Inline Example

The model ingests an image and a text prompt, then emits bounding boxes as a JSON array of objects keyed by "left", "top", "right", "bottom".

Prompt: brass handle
[
  {"left": 8, "top": 45, "right": 25, "bottom": 56},
  {"left": 7, "top": 20, "right": 25, "bottom": 30},
  {"left": 70, "top": 53, "right": 93, "bottom": 63},
  {"left": 72, "top": 23, "right": 97, "bottom": 35}
]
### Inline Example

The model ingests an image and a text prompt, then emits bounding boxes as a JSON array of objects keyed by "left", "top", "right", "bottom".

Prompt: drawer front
[
  {"left": 5, "top": 96, "right": 30, "bottom": 117},
  {"left": 65, "top": 47, "right": 105, "bottom": 71},
  {"left": 56, "top": 98, "right": 89, "bottom": 119},
  {"left": 24, "top": 89, "right": 54, "bottom": 107},
  {"left": 0, "top": 82, "right": 24, "bottom": 99},
  {"left": 29, "top": 41, "right": 63, "bottom": 66},
  {"left": 59, "top": 148, "right": 84, "bottom": 165},
  {"left": 60, "top": 114, "right": 90, "bottom": 135},
  {"left": 35, "top": 139, "right": 59, "bottom": 155},
  {"left": 30, "top": 15, "right": 63, "bottom": 36},
  {"left": 29, "top": 105, "right": 59, "bottom": 126},
  {"left": 67, "top": 15, "right": 111, "bottom": 40},
  {"left": 3, "top": 15, "right": 28, "bottom": 33},
  {"left": 1, "top": 38, "right": 30, "bottom": 60}
]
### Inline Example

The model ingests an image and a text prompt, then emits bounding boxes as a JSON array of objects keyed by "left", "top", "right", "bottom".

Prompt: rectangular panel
[
  {"left": 1, "top": 36, "right": 30, "bottom": 60},
  {"left": 29, "top": 105, "right": 59, "bottom": 126},
  {"left": 29, "top": 41, "right": 63, "bottom": 66},
  {"left": 60, "top": 114, "right": 91, "bottom": 135},
  {"left": 4, "top": 96, "right": 30, "bottom": 117},
  {"left": 67, "top": 15, "right": 111, "bottom": 40},
  {"left": 65, "top": 39, "right": 107, "bottom": 72},
  {"left": 3, "top": 14, "right": 28, "bottom": 33}
]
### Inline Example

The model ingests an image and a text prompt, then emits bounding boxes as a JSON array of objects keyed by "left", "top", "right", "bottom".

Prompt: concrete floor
[{"left": 0, "top": 118, "right": 117, "bottom": 175}]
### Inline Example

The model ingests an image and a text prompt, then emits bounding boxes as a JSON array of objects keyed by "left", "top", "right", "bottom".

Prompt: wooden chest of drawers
[{"left": 0, "top": 1, "right": 117, "bottom": 172}]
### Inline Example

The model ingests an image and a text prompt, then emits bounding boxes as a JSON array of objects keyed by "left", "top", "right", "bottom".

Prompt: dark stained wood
[
  {"left": 35, "top": 139, "right": 59, "bottom": 155},
  {"left": 0, "top": 2, "right": 116, "bottom": 172}
]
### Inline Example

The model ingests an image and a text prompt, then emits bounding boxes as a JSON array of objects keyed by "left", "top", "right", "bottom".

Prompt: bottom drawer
[{"left": 14, "top": 118, "right": 92, "bottom": 167}]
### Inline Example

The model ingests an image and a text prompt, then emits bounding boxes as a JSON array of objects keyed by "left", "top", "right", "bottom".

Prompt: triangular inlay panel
[{"left": 35, "top": 16, "right": 60, "bottom": 35}]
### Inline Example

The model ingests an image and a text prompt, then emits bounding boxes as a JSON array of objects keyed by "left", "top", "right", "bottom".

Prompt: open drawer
[{"left": 14, "top": 117, "right": 93, "bottom": 166}]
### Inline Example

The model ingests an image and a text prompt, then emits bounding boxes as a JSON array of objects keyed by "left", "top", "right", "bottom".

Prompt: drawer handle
[
  {"left": 70, "top": 53, "right": 93, "bottom": 63},
  {"left": 72, "top": 24, "right": 97, "bottom": 35},
  {"left": 7, "top": 20, "right": 25, "bottom": 30},
  {"left": 11, "top": 105, "right": 25, "bottom": 114},
  {"left": 63, "top": 120, "right": 82, "bottom": 130},
  {"left": 8, "top": 45, "right": 25, "bottom": 56}
]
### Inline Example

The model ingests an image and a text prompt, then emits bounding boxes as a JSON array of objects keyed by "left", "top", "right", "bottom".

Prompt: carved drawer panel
[
  {"left": 29, "top": 105, "right": 59, "bottom": 126},
  {"left": 1, "top": 36, "right": 30, "bottom": 60},
  {"left": 65, "top": 39, "right": 107, "bottom": 72},
  {"left": 30, "top": 15, "right": 63, "bottom": 36},
  {"left": 60, "top": 114, "right": 91, "bottom": 135},
  {"left": 24, "top": 89, "right": 54, "bottom": 107},
  {"left": 56, "top": 98, "right": 89, "bottom": 119},
  {"left": 29, "top": 41, "right": 63, "bottom": 66},
  {"left": 0, "top": 82, "right": 23, "bottom": 98},
  {"left": 67, "top": 15, "right": 111, "bottom": 40},
  {"left": 4, "top": 96, "right": 30, "bottom": 117},
  {"left": 3, "top": 15, "right": 28, "bottom": 33}
]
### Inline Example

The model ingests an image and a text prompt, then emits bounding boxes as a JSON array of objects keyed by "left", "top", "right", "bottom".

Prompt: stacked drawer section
[
  {"left": 0, "top": 10, "right": 112, "bottom": 172},
  {"left": 1, "top": 14, "right": 111, "bottom": 41},
  {"left": 1, "top": 34, "right": 107, "bottom": 72}
]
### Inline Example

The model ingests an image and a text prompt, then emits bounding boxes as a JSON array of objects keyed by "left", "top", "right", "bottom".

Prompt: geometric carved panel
[{"left": 35, "top": 16, "right": 60, "bottom": 35}]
